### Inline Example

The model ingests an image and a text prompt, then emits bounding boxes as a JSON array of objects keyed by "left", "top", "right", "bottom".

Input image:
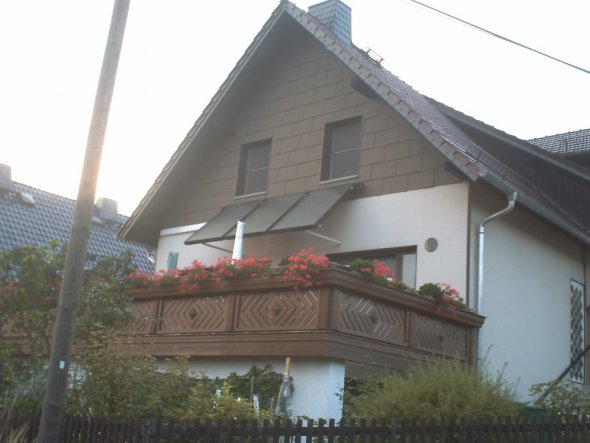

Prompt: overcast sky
[{"left": 1, "top": 0, "right": 588, "bottom": 215}]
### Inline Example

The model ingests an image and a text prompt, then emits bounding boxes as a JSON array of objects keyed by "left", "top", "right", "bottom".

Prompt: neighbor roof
[
  {"left": 120, "top": 0, "right": 590, "bottom": 247},
  {"left": 529, "top": 129, "right": 590, "bottom": 156},
  {"left": 0, "top": 181, "right": 154, "bottom": 273}
]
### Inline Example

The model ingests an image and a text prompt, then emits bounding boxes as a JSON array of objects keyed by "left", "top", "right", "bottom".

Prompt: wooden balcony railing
[{"left": 126, "top": 269, "right": 484, "bottom": 368}]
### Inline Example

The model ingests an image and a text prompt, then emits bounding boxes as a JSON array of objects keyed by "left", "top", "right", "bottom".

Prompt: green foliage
[
  {"left": 0, "top": 242, "right": 138, "bottom": 412},
  {"left": 344, "top": 358, "right": 520, "bottom": 420},
  {"left": 66, "top": 329, "right": 278, "bottom": 420},
  {"left": 0, "top": 241, "right": 65, "bottom": 358},
  {"left": 67, "top": 329, "right": 196, "bottom": 419},
  {"left": 214, "top": 365, "right": 284, "bottom": 410},
  {"left": 67, "top": 328, "right": 160, "bottom": 417},
  {"left": 530, "top": 380, "right": 590, "bottom": 415},
  {"left": 76, "top": 250, "right": 136, "bottom": 340},
  {"left": 0, "top": 242, "right": 136, "bottom": 355},
  {"left": 182, "top": 382, "right": 274, "bottom": 421},
  {"left": 0, "top": 346, "right": 46, "bottom": 412}
]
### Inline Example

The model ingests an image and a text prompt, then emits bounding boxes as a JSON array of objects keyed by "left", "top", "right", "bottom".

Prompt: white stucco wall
[
  {"left": 470, "top": 188, "right": 586, "bottom": 401},
  {"left": 157, "top": 182, "right": 471, "bottom": 297},
  {"left": 166, "top": 357, "right": 344, "bottom": 420}
]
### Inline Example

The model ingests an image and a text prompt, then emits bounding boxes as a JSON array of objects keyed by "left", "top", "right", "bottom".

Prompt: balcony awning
[{"left": 185, "top": 183, "right": 363, "bottom": 245}]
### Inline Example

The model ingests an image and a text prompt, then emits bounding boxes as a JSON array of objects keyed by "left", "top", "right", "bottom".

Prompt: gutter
[{"left": 477, "top": 191, "right": 517, "bottom": 362}]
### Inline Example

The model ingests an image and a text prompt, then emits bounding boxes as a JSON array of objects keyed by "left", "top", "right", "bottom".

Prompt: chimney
[
  {"left": 0, "top": 163, "right": 13, "bottom": 191},
  {"left": 95, "top": 197, "right": 119, "bottom": 223},
  {"left": 308, "top": 0, "right": 352, "bottom": 46}
]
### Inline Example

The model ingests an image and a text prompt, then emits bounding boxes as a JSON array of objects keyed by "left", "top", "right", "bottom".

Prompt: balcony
[{"left": 125, "top": 269, "right": 484, "bottom": 369}]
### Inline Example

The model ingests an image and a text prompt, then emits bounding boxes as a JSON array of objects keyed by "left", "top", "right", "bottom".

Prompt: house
[
  {"left": 119, "top": 0, "right": 590, "bottom": 419},
  {"left": 0, "top": 163, "right": 154, "bottom": 273}
]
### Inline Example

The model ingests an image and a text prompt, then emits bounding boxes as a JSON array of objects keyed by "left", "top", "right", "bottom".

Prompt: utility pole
[{"left": 38, "top": 1, "right": 130, "bottom": 441}]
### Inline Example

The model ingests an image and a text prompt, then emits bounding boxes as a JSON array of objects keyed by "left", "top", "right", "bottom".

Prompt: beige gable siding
[{"left": 169, "top": 31, "right": 461, "bottom": 227}]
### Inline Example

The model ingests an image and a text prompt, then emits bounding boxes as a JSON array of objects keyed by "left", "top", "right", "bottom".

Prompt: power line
[{"left": 410, "top": 0, "right": 590, "bottom": 75}]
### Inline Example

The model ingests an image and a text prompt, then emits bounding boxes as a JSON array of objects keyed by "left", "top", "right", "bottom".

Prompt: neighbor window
[
  {"left": 236, "top": 140, "right": 271, "bottom": 196},
  {"left": 570, "top": 280, "right": 585, "bottom": 383},
  {"left": 328, "top": 247, "right": 417, "bottom": 289},
  {"left": 321, "top": 117, "right": 361, "bottom": 181}
]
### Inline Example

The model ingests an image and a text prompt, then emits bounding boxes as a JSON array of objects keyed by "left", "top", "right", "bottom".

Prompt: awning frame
[{"left": 185, "top": 183, "right": 363, "bottom": 245}]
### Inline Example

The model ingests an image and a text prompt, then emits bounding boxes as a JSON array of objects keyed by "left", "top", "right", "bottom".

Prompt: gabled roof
[
  {"left": 0, "top": 180, "right": 154, "bottom": 273},
  {"left": 120, "top": 0, "right": 590, "bottom": 247}
]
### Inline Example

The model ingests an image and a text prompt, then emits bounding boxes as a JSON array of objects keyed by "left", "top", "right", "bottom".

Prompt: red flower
[{"left": 282, "top": 247, "right": 329, "bottom": 291}]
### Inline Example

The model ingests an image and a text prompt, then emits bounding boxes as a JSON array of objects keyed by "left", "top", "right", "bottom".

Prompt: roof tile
[{"left": 0, "top": 182, "right": 154, "bottom": 273}]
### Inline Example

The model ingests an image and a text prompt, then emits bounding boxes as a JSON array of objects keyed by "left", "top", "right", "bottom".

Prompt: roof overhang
[{"left": 185, "top": 183, "right": 363, "bottom": 245}]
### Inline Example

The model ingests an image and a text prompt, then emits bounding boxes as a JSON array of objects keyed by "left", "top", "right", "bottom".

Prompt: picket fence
[{"left": 3, "top": 412, "right": 590, "bottom": 442}]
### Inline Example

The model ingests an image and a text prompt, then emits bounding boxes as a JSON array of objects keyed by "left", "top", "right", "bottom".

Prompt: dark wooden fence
[{"left": 3, "top": 412, "right": 590, "bottom": 442}]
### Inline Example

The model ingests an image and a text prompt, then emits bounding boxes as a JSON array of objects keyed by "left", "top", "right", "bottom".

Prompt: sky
[{"left": 1, "top": 0, "right": 588, "bottom": 216}]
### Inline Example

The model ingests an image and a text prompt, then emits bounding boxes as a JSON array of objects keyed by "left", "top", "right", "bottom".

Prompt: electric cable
[{"left": 409, "top": 0, "right": 590, "bottom": 75}]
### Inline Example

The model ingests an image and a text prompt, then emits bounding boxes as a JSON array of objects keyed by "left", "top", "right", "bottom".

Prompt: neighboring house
[
  {"left": 530, "top": 128, "right": 590, "bottom": 169},
  {"left": 120, "top": 0, "right": 589, "bottom": 418},
  {"left": 0, "top": 163, "right": 154, "bottom": 273}
]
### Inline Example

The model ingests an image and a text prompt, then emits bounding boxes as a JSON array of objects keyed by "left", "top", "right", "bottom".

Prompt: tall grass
[{"left": 0, "top": 412, "right": 31, "bottom": 443}]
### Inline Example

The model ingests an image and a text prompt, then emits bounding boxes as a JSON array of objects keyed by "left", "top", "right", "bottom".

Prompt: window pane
[
  {"left": 247, "top": 144, "right": 270, "bottom": 169},
  {"left": 322, "top": 117, "right": 361, "bottom": 180},
  {"left": 237, "top": 140, "right": 271, "bottom": 196},
  {"left": 331, "top": 148, "right": 359, "bottom": 178},
  {"left": 244, "top": 168, "right": 268, "bottom": 195},
  {"left": 331, "top": 120, "right": 361, "bottom": 153}
]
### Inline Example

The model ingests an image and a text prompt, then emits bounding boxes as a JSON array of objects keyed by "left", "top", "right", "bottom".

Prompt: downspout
[{"left": 477, "top": 191, "right": 517, "bottom": 362}]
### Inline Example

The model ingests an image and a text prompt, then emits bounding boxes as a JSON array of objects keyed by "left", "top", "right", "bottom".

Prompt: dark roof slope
[
  {"left": 120, "top": 0, "right": 590, "bottom": 247},
  {"left": 0, "top": 182, "right": 154, "bottom": 273},
  {"left": 530, "top": 129, "right": 590, "bottom": 155},
  {"left": 429, "top": 99, "right": 590, "bottom": 235}
]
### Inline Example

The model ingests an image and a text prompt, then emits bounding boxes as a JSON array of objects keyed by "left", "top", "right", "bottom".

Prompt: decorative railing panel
[
  {"left": 159, "top": 295, "right": 228, "bottom": 333},
  {"left": 413, "top": 312, "right": 469, "bottom": 359},
  {"left": 235, "top": 290, "right": 320, "bottom": 331},
  {"left": 127, "top": 300, "right": 156, "bottom": 334},
  {"left": 336, "top": 290, "right": 407, "bottom": 345}
]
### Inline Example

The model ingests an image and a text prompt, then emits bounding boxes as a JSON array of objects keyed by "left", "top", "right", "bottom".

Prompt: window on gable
[
  {"left": 236, "top": 140, "right": 271, "bottom": 196},
  {"left": 321, "top": 117, "right": 361, "bottom": 181},
  {"left": 328, "top": 246, "right": 417, "bottom": 289}
]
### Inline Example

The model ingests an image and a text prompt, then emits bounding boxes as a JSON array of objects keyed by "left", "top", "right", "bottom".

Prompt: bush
[
  {"left": 181, "top": 382, "right": 274, "bottom": 421},
  {"left": 529, "top": 380, "right": 590, "bottom": 415},
  {"left": 344, "top": 357, "right": 520, "bottom": 420}
]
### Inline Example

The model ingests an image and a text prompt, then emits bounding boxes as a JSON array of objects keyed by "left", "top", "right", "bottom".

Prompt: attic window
[
  {"left": 321, "top": 117, "right": 361, "bottom": 181},
  {"left": 19, "top": 192, "right": 35, "bottom": 206},
  {"left": 236, "top": 140, "right": 271, "bottom": 196},
  {"left": 364, "top": 47, "right": 384, "bottom": 66}
]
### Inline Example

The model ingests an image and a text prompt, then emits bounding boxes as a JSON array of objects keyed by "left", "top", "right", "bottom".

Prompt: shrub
[
  {"left": 344, "top": 357, "right": 520, "bottom": 420},
  {"left": 530, "top": 380, "right": 590, "bottom": 415},
  {"left": 182, "top": 382, "right": 274, "bottom": 421}
]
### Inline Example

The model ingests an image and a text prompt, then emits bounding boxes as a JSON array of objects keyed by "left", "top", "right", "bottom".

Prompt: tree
[{"left": 0, "top": 241, "right": 137, "bottom": 411}]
